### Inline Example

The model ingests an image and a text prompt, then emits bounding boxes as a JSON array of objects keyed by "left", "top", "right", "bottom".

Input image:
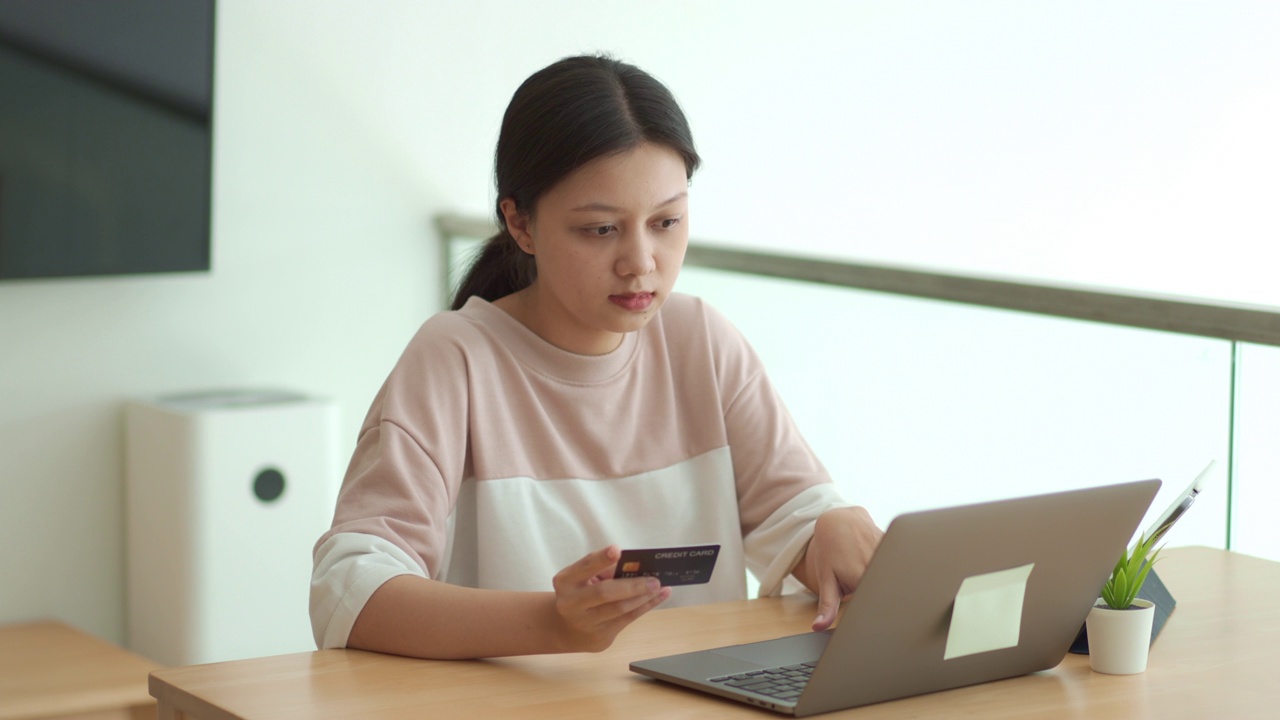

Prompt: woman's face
[{"left": 499, "top": 142, "right": 690, "bottom": 355}]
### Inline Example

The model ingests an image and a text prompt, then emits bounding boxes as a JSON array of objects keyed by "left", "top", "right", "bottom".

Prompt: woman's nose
[{"left": 616, "top": 231, "right": 657, "bottom": 277}]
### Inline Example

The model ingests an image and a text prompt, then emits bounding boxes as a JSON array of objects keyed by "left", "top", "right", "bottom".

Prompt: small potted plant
[{"left": 1085, "top": 532, "right": 1162, "bottom": 674}]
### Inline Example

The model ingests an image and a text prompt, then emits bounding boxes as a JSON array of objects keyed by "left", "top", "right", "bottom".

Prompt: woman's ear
[{"left": 499, "top": 198, "right": 534, "bottom": 254}]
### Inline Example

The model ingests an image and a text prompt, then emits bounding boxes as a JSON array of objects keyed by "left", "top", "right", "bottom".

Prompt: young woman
[{"left": 310, "top": 55, "right": 884, "bottom": 660}]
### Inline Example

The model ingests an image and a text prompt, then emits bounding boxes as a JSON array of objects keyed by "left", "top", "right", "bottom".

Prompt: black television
[{"left": 0, "top": 0, "right": 215, "bottom": 281}]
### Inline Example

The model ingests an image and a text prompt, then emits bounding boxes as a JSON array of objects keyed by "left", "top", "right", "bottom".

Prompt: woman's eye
[
  {"left": 587, "top": 225, "right": 616, "bottom": 236},
  {"left": 658, "top": 217, "right": 681, "bottom": 229}
]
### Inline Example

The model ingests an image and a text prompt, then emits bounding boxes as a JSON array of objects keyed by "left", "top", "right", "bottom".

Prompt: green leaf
[{"left": 1100, "top": 533, "right": 1163, "bottom": 609}]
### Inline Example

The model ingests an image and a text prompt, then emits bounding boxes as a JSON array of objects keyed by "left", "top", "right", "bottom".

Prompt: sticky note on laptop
[{"left": 944, "top": 562, "right": 1035, "bottom": 660}]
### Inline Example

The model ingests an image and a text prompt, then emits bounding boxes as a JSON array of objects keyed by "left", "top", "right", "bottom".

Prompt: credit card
[{"left": 614, "top": 544, "right": 720, "bottom": 586}]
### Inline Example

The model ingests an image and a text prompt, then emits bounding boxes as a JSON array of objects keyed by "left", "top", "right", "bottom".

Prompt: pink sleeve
[
  {"left": 701, "top": 302, "right": 850, "bottom": 592},
  {"left": 309, "top": 318, "right": 473, "bottom": 646},
  {"left": 319, "top": 316, "right": 474, "bottom": 575}
]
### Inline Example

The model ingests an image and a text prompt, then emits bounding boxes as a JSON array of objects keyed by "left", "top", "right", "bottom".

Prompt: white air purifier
[{"left": 125, "top": 390, "right": 340, "bottom": 666}]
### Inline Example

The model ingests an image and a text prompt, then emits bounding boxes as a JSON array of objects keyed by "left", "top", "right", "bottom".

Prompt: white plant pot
[{"left": 1085, "top": 597, "right": 1156, "bottom": 675}]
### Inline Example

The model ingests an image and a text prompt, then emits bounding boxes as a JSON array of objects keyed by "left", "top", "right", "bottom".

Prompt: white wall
[
  {"left": 678, "top": 1, "right": 1280, "bottom": 307},
  {"left": 2, "top": 0, "right": 1275, "bottom": 647}
]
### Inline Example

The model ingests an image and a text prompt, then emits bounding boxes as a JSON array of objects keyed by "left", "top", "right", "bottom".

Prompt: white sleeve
[
  {"left": 746, "top": 484, "right": 851, "bottom": 598},
  {"left": 310, "top": 532, "right": 427, "bottom": 649}
]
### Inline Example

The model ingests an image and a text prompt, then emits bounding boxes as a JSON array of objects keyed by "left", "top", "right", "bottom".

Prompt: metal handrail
[{"left": 436, "top": 213, "right": 1280, "bottom": 347}]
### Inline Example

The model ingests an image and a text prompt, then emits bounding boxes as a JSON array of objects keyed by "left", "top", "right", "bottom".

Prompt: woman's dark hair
[{"left": 450, "top": 55, "right": 701, "bottom": 310}]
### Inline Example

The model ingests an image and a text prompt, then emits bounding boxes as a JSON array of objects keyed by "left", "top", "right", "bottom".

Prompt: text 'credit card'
[{"left": 614, "top": 545, "right": 720, "bottom": 586}]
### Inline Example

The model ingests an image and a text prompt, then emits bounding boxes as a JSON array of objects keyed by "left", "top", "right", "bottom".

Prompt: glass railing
[{"left": 437, "top": 213, "right": 1280, "bottom": 564}]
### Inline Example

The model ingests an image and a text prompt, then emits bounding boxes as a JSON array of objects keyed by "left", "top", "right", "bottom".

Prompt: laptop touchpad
[{"left": 711, "top": 632, "right": 832, "bottom": 667}]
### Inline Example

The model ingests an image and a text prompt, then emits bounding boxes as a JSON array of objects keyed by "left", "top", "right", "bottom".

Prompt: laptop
[{"left": 630, "top": 479, "right": 1161, "bottom": 716}]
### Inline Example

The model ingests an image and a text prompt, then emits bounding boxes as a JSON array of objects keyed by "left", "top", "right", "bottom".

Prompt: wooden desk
[
  {"left": 150, "top": 547, "right": 1278, "bottom": 719},
  {"left": 0, "top": 621, "right": 161, "bottom": 720}
]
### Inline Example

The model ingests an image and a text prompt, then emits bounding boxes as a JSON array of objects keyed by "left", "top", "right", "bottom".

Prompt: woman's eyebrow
[{"left": 570, "top": 191, "right": 688, "bottom": 213}]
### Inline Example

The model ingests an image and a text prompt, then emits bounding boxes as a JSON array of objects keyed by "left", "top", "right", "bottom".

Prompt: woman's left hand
[{"left": 793, "top": 506, "right": 885, "bottom": 631}]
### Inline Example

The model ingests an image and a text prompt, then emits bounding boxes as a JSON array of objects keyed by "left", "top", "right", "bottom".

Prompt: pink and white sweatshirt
[{"left": 310, "top": 293, "right": 849, "bottom": 649}]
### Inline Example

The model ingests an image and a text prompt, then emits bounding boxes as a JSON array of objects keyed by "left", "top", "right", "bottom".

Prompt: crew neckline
[{"left": 460, "top": 296, "right": 642, "bottom": 385}]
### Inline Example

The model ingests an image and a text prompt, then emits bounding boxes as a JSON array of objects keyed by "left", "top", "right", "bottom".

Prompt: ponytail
[{"left": 449, "top": 227, "right": 536, "bottom": 311}]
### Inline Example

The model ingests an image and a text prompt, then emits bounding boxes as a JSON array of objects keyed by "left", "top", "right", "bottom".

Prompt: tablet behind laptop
[{"left": 631, "top": 479, "right": 1161, "bottom": 716}]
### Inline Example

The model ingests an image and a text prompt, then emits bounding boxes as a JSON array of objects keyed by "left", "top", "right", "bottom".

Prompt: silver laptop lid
[{"left": 794, "top": 478, "right": 1160, "bottom": 716}]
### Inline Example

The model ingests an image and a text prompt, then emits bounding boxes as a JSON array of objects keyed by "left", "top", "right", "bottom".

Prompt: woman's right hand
[{"left": 551, "top": 545, "right": 670, "bottom": 652}]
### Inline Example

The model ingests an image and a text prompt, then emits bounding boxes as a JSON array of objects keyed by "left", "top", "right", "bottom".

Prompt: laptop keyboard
[{"left": 709, "top": 662, "right": 817, "bottom": 701}]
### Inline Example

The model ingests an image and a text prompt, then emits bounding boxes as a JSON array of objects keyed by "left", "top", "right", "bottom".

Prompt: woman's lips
[{"left": 610, "top": 292, "right": 654, "bottom": 311}]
